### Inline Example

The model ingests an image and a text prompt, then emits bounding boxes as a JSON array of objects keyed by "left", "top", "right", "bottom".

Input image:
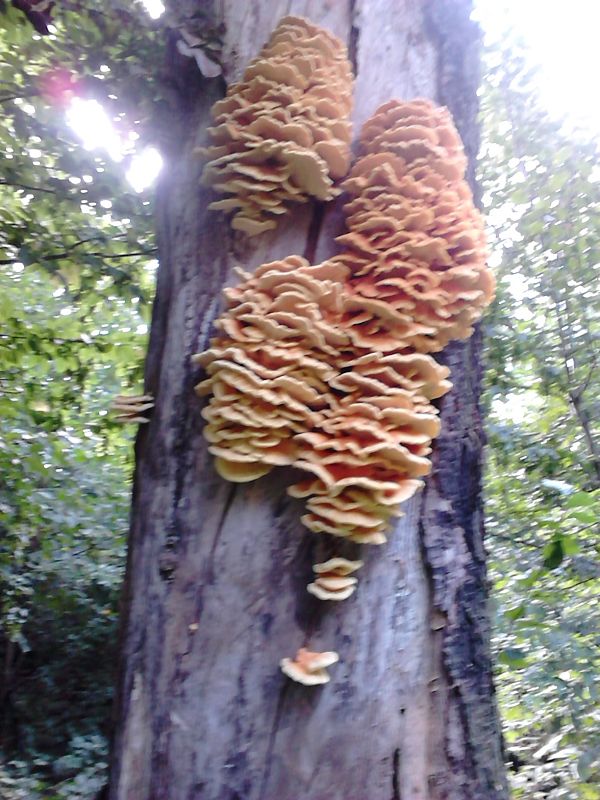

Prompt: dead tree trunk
[{"left": 109, "top": 2, "right": 509, "bottom": 798}]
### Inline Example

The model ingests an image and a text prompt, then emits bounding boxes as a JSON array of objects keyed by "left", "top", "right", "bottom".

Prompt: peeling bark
[{"left": 108, "top": 2, "right": 509, "bottom": 798}]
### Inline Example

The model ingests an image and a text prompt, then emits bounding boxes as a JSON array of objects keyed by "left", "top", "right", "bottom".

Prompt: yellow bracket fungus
[{"left": 200, "top": 16, "right": 353, "bottom": 235}]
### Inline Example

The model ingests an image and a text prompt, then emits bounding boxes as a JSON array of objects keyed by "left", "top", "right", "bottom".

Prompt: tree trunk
[{"left": 108, "top": 2, "right": 509, "bottom": 798}]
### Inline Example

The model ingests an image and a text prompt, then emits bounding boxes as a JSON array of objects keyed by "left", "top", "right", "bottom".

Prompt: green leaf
[
  {"left": 505, "top": 604, "right": 526, "bottom": 621},
  {"left": 570, "top": 509, "right": 597, "bottom": 525},
  {"left": 560, "top": 535, "right": 580, "bottom": 556},
  {"left": 498, "top": 648, "right": 529, "bottom": 669},
  {"left": 565, "top": 492, "right": 597, "bottom": 509},
  {"left": 543, "top": 539, "right": 564, "bottom": 570}
]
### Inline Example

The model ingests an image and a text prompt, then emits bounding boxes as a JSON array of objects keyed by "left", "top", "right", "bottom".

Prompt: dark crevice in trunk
[
  {"left": 392, "top": 747, "right": 401, "bottom": 800},
  {"left": 348, "top": 0, "right": 360, "bottom": 77},
  {"left": 258, "top": 680, "right": 291, "bottom": 797},
  {"left": 421, "top": 2, "right": 508, "bottom": 797},
  {"left": 206, "top": 483, "right": 237, "bottom": 582},
  {"left": 302, "top": 200, "right": 326, "bottom": 264}
]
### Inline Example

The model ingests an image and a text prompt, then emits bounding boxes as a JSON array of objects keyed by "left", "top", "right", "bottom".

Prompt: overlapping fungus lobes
[
  {"left": 193, "top": 256, "right": 349, "bottom": 482},
  {"left": 194, "top": 254, "right": 451, "bottom": 544},
  {"left": 194, "top": 98, "right": 494, "bottom": 546},
  {"left": 335, "top": 99, "right": 495, "bottom": 353},
  {"left": 200, "top": 16, "right": 353, "bottom": 236}
]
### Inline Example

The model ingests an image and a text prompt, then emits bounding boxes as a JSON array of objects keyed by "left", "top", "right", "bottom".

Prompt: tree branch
[
  {"left": 0, "top": 180, "right": 56, "bottom": 194},
  {"left": 0, "top": 248, "right": 157, "bottom": 266}
]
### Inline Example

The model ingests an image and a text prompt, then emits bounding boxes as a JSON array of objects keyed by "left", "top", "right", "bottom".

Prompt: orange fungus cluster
[
  {"left": 335, "top": 99, "right": 494, "bottom": 353},
  {"left": 199, "top": 16, "right": 353, "bottom": 236},
  {"left": 194, "top": 99, "right": 494, "bottom": 548}
]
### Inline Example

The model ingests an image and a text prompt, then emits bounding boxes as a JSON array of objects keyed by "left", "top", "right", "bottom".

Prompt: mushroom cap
[
  {"left": 111, "top": 401, "right": 155, "bottom": 414},
  {"left": 214, "top": 457, "right": 273, "bottom": 483},
  {"left": 296, "top": 647, "right": 339, "bottom": 670},
  {"left": 280, "top": 659, "right": 330, "bottom": 685},
  {"left": 312, "top": 557, "right": 363, "bottom": 575},
  {"left": 307, "top": 578, "right": 357, "bottom": 601},
  {"left": 110, "top": 393, "right": 155, "bottom": 424},
  {"left": 112, "top": 394, "right": 154, "bottom": 404},
  {"left": 280, "top": 647, "right": 339, "bottom": 685}
]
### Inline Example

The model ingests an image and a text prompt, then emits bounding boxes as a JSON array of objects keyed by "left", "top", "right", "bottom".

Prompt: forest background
[{"left": 0, "top": 1, "right": 598, "bottom": 798}]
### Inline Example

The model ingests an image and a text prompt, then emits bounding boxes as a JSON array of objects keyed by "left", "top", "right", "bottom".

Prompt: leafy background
[{"left": 0, "top": 2, "right": 598, "bottom": 798}]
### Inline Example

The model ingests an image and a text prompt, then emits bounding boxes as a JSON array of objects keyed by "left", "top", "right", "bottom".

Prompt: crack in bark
[
  {"left": 206, "top": 482, "right": 237, "bottom": 582},
  {"left": 258, "top": 681, "right": 290, "bottom": 798},
  {"left": 392, "top": 747, "right": 401, "bottom": 800},
  {"left": 348, "top": 0, "right": 360, "bottom": 77},
  {"left": 302, "top": 200, "right": 326, "bottom": 264}
]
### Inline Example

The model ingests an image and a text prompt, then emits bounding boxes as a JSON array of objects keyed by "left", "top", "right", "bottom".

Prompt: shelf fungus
[
  {"left": 334, "top": 98, "right": 495, "bottom": 353},
  {"left": 110, "top": 394, "right": 154, "bottom": 424},
  {"left": 199, "top": 15, "right": 353, "bottom": 235},
  {"left": 280, "top": 648, "right": 339, "bottom": 685},
  {"left": 193, "top": 99, "right": 494, "bottom": 549},
  {"left": 193, "top": 255, "right": 350, "bottom": 482},
  {"left": 193, "top": 253, "right": 451, "bottom": 536},
  {"left": 307, "top": 557, "right": 363, "bottom": 600},
  {"left": 290, "top": 473, "right": 425, "bottom": 545}
]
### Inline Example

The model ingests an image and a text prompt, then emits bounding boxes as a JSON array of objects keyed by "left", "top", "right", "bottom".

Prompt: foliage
[
  {"left": 0, "top": 2, "right": 159, "bottom": 795},
  {"left": 480, "top": 38, "right": 600, "bottom": 800}
]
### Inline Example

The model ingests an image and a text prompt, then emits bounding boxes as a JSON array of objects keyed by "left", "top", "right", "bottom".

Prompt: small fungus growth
[
  {"left": 280, "top": 647, "right": 339, "bottom": 685},
  {"left": 307, "top": 557, "right": 363, "bottom": 601},
  {"left": 199, "top": 16, "right": 353, "bottom": 236},
  {"left": 110, "top": 394, "right": 154, "bottom": 424}
]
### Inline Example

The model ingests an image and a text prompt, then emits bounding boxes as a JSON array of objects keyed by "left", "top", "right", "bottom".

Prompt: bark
[{"left": 109, "top": 2, "right": 509, "bottom": 798}]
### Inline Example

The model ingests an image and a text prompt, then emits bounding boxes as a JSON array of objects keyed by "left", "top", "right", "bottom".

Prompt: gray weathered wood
[{"left": 108, "top": 2, "right": 509, "bottom": 798}]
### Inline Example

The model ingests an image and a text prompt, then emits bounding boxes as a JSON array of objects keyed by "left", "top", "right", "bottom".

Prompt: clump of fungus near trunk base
[{"left": 199, "top": 16, "right": 353, "bottom": 236}]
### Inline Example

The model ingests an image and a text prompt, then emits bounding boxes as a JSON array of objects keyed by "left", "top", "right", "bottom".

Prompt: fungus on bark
[
  {"left": 307, "top": 557, "right": 363, "bottom": 601},
  {"left": 194, "top": 90, "right": 496, "bottom": 684},
  {"left": 193, "top": 252, "right": 450, "bottom": 542},
  {"left": 194, "top": 98, "right": 494, "bottom": 546},
  {"left": 110, "top": 394, "right": 154, "bottom": 424},
  {"left": 199, "top": 16, "right": 353, "bottom": 235},
  {"left": 193, "top": 255, "right": 350, "bottom": 481},
  {"left": 334, "top": 98, "right": 495, "bottom": 353},
  {"left": 280, "top": 647, "right": 339, "bottom": 685}
]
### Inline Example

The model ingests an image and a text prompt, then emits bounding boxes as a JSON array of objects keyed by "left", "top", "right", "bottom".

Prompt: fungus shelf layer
[
  {"left": 280, "top": 648, "right": 339, "bottom": 685},
  {"left": 307, "top": 557, "right": 363, "bottom": 601},
  {"left": 200, "top": 15, "right": 353, "bottom": 236}
]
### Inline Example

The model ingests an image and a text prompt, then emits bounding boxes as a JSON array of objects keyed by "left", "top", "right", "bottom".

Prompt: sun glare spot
[
  {"left": 67, "top": 98, "right": 126, "bottom": 162},
  {"left": 140, "top": 0, "right": 165, "bottom": 20},
  {"left": 126, "top": 147, "right": 163, "bottom": 192}
]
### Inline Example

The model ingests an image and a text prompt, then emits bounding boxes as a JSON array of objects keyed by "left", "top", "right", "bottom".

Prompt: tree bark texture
[{"left": 109, "top": 2, "right": 509, "bottom": 798}]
